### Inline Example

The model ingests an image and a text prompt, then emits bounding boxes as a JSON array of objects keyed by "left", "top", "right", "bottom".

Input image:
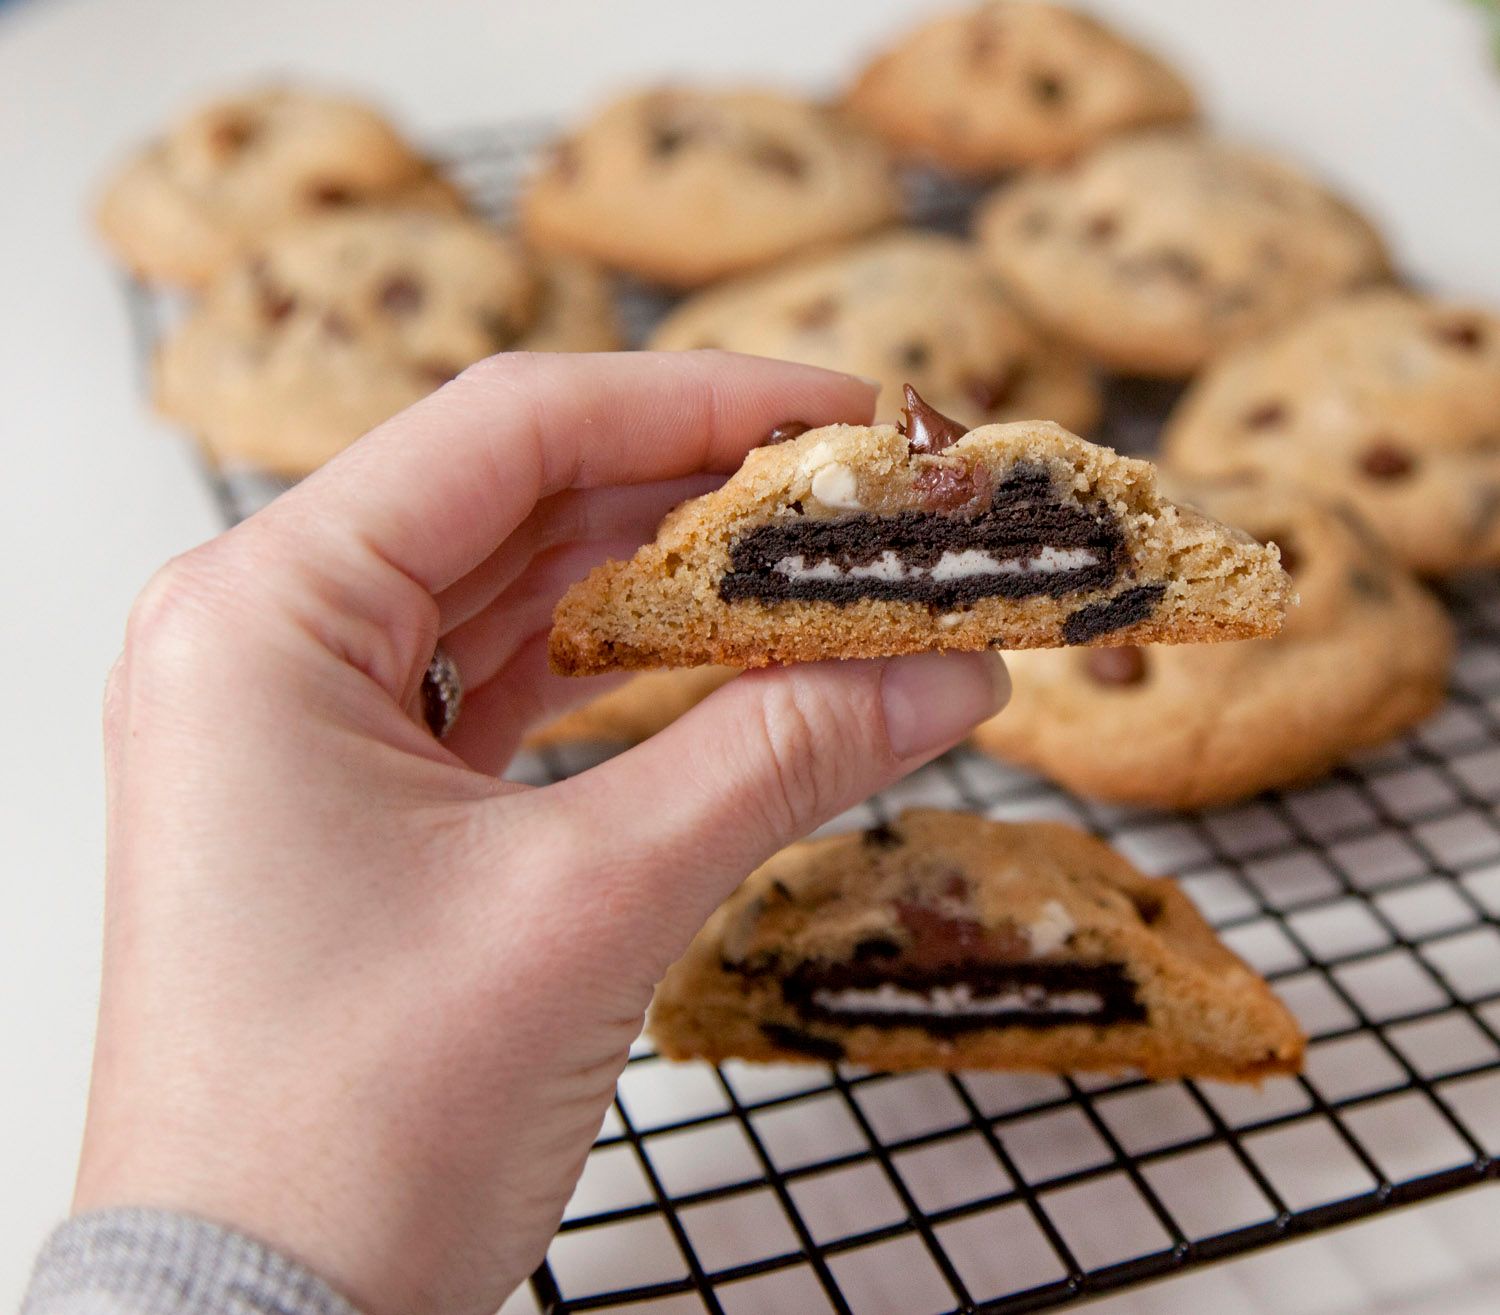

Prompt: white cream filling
[
  {"left": 811, "top": 982, "right": 1104, "bottom": 1018},
  {"left": 772, "top": 545, "right": 1100, "bottom": 584}
]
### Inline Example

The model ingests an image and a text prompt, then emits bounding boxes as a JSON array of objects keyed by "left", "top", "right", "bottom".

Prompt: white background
[{"left": 2, "top": 0, "right": 1500, "bottom": 1311}]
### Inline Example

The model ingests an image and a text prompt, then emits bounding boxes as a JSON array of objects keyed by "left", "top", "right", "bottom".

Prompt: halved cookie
[
  {"left": 548, "top": 389, "right": 1292, "bottom": 673},
  {"left": 649, "top": 809, "right": 1305, "bottom": 1081}
]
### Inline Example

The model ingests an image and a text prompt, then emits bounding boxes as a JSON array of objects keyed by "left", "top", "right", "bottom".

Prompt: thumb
[{"left": 540, "top": 651, "right": 1009, "bottom": 967}]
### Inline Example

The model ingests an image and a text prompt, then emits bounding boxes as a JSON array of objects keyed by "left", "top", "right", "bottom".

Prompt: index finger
[{"left": 261, "top": 350, "right": 877, "bottom": 594}]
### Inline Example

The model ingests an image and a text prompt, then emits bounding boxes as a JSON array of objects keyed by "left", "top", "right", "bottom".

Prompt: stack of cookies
[{"left": 99, "top": 2, "right": 1499, "bottom": 1080}]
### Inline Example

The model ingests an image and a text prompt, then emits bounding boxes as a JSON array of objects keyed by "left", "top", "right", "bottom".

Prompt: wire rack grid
[{"left": 121, "top": 123, "right": 1500, "bottom": 1315}]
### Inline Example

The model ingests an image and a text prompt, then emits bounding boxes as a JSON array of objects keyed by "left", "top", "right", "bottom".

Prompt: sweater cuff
[{"left": 22, "top": 1208, "right": 365, "bottom": 1315}]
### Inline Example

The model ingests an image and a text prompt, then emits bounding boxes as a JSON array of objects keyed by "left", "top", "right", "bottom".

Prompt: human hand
[{"left": 76, "top": 352, "right": 1009, "bottom": 1315}]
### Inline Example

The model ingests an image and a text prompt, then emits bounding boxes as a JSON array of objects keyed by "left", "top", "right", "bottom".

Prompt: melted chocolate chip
[
  {"left": 1085, "top": 646, "right": 1146, "bottom": 686},
  {"left": 760, "top": 420, "right": 812, "bottom": 447},
  {"left": 760, "top": 1022, "right": 845, "bottom": 1061},
  {"left": 900, "top": 384, "right": 969, "bottom": 455},
  {"left": 378, "top": 274, "right": 423, "bottom": 315},
  {"left": 1360, "top": 442, "right": 1415, "bottom": 480},
  {"left": 1243, "top": 400, "right": 1287, "bottom": 430},
  {"left": 1129, "top": 891, "right": 1164, "bottom": 925},
  {"left": 911, "top": 460, "right": 991, "bottom": 515},
  {"left": 1435, "top": 319, "right": 1485, "bottom": 351},
  {"left": 1061, "top": 584, "right": 1166, "bottom": 645},
  {"left": 862, "top": 822, "right": 905, "bottom": 849},
  {"left": 650, "top": 123, "right": 690, "bottom": 157},
  {"left": 307, "top": 181, "right": 355, "bottom": 207},
  {"left": 963, "top": 361, "right": 1028, "bottom": 412}
]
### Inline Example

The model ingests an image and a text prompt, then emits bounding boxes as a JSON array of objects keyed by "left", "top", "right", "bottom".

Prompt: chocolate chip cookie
[
  {"left": 519, "top": 87, "right": 900, "bottom": 288},
  {"left": 97, "top": 85, "right": 463, "bottom": 288},
  {"left": 977, "top": 130, "right": 1391, "bottom": 377},
  {"left": 526, "top": 667, "right": 738, "bottom": 747},
  {"left": 1163, "top": 289, "right": 1500, "bottom": 576},
  {"left": 845, "top": 1, "right": 1196, "bottom": 176},
  {"left": 548, "top": 389, "right": 1291, "bottom": 673},
  {"left": 155, "top": 209, "right": 618, "bottom": 476},
  {"left": 650, "top": 808, "right": 1305, "bottom": 1081},
  {"left": 649, "top": 230, "right": 1100, "bottom": 434},
  {"left": 973, "top": 481, "right": 1455, "bottom": 808}
]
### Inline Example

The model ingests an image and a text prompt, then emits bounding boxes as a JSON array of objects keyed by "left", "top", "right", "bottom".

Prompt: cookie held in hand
[
  {"left": 649, "top": 809, "right": 1305, "bottom": 1082},
  {"left": 548, "top": 388, "right": 1292, "bottom": 673}
]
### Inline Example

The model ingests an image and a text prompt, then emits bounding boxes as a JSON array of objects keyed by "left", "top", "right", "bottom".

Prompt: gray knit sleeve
[{"left": 21, "top": 1210, "right": 365, "bottom": 1315}]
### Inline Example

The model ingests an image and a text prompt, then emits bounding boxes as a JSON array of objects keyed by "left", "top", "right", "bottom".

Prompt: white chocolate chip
[
  {"left": 1027, "top": 899, "right": 1076, "bottom": 957},
  {"left": 798, "top": 441, "right": 834, "bottom": 474},
  {"left": 938, "top": 612, "right": 965, "bottom": 628},
  {"left": 810, "top": 461, "right": 862, "bottom": 510}
]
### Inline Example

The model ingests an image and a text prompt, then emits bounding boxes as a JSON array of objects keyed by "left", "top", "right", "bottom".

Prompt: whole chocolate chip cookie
[
  {"left": 519, "top": 87, "right": 900, "bottom": 289},
  {"left": 649, "top": 230, "right": 1100, "bottom": 434},
  {"left": 1163, "top": 289, "right": 1500, "bottom": 576},
  {"left": 973, "top": 481, "right": 1455, "bottom": 808},
  {"left": 976, "top": 130, "right": 1391, "bottom": 377},
  {"left": 845, "top": 1, "right": 1196, "bottom": 176},
  {"left": 650, "top": 808, "right": 1304, "bottom": 1081},
  {"left": 97, "top": 86, "right": 464, "bottom": 288},
  {"left": 548, "top": 389, "right": 1291, "bottom": 674},
  {"left": 155, "top": 209, "right": 618, "bottom": 476}
]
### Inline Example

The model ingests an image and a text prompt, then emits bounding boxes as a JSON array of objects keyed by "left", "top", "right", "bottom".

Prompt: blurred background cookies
[
  {"left": 972, "top": 481, "right": 1455, "bottom": 808},
  {"left": 155, "top": 208, "right": 617, "bottom": 475},
  {"left": 518, "top": 87, "right": 900, "bottom": 288},
  {"left": 976, "top": 130, "right": 1392, "bottom": 376},
  {"left": 96, "top": 85, "right": 463, "bottom": 288},
  {"left": 650, "top": 230, "right": 1099, "bottom": 432},
  {"left": 1163, "top": 289, "right": 1500, "bottom": 575},
  {"left": 845, "top": 0, "right": 1197, "bottom": 176}
]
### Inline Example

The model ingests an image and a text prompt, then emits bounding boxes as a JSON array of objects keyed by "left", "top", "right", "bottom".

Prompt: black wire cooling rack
[{"left": 121, "top": 123, "right": 1500, "bottom": 1315}]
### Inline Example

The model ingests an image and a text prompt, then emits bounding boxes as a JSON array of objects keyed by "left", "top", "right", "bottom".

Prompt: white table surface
[{"left": 3, "top": 0, "right": 1499, "bottom": 1311}]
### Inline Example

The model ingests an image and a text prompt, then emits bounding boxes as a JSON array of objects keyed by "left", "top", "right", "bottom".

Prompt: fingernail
[{"left": 880, "top": 651, "right": 1010, "bottom": 760}]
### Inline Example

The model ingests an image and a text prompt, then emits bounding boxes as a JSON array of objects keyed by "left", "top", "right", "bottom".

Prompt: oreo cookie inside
[
  {"left": 778, "top": 959, "right": 1145, "bottom": 1035},
  {"left": 719, "top": 468, "right": 1125, "bottom": 608}
]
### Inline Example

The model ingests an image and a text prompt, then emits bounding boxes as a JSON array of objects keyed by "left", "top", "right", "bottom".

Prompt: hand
[{"left": 76, "top": 351, "right": 1009, "bottom": 1315}]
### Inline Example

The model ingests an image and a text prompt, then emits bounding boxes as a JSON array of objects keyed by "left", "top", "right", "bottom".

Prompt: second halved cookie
[{"left": 549, "top": 390, "right": 1291, "bottom": 672}]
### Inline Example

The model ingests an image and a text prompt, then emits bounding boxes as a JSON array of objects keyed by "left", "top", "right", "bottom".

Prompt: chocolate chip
[
  {"left": 912, "top": 460, "right": 990, "bottom": 514},
  {"left": 307, "top": 181, "right": 355, "bottom": 207},
  {"left": 1084, "top": 213, "right": 1119, "bottom": 243},
  {"left": 749, "top": 138, "right": 806, "bottom": 180},
  {"left": 899, "top": 340, "right": 931, "bottom": 371},
  {"left": 321, "top": 311, "right": 353, "bottom": 341},
  {"left": 1435, "top": 319, "right": 1485, "bottom": 351},
  {"left": 792, "top": 296, "right": 839, "bottom": 330},
  {"left": 649, "top": 123, "right": 690, "bottom": 157},
  {"left": 863, "top": 822, "right": 904, "bottom": 848},
  {"left": 378, "top": 274, "right": 423, "bottom": 315},
  {"left": 1243, "top": 400, "right": 1287, "bottom": 430},
  {"left": 853, "top": 936, "right": 902, "bottom": 961},
  {"left": 900, "top": 384, "right": 969, "bottom": 455},
  {"left": 759, "top": 420, "right": 812, "bottom": 447},
  {"left": 760, "top": 1023, "right": 845, "bottom": 1062},
  {"left": 1031, "top": 70, "right": 1068, "bottom": 106},
  {"left": 259, "top": 288, "right": 295, "bottom": 323},
  {"left": 1360, "top": 441, "right": 1415, "bottom": 480},
  {"left": 963, "top": 361, "right": 1028, "bottom": 413},
  {"left": 1085, "top": 646, "right": 1146, "bottom": 686},
  {"left": 419, "top": 361, "right": 462, "bottom": 386},
  {"left": 209, "top": 116, "right": 256, "bottom": 155},
  {"left": 1129, "top": 891, "right": 1164, "bottom": 925},
  {"left": 1139, "top": 248, "right": 1204, "bottom": 283},
  {"left": 480, "top": 311, "right": 517, "bottom": 350}
]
